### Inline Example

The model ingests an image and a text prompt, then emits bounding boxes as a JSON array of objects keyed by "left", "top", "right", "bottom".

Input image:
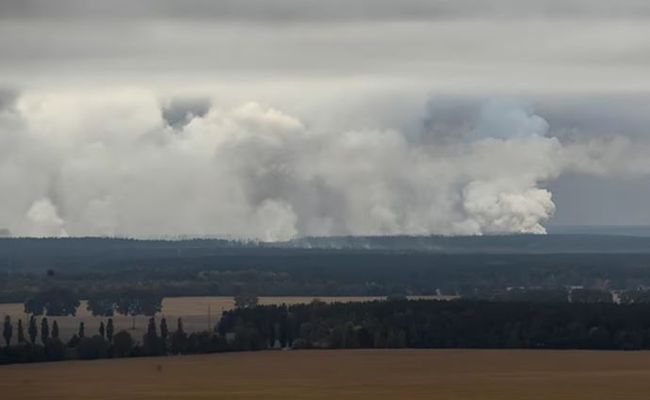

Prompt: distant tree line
[
  {"left": 18, "top": 285, "right": 650, "bottom": 321},
  {"left": 8, "top": 251, "right": 650, "bottom": 303},
  {"left": 484, "top": 288, "right": 617, "bottom": 303},
  {"left": 22, "top": 287, "right": 162, "bottom": 317},
  {"left": 8, "top": 298, "right": 650, "bottom": 364},
  {"left": 1, "top": 313, "right": 178, "bottom": 364},
  {"left": 2, "top": 314, "right": 111, "bottom": 363},
  {"left": 217, "top": 299, "right": 650, "bottom": 351}
]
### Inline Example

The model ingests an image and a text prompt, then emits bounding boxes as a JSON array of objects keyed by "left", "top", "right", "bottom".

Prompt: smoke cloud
[{"left": 0, "top": 89, "right": 644, "bottom": 240}]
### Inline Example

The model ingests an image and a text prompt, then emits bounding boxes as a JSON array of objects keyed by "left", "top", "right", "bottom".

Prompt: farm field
[
  {"left": 2, "top": 349, "right": 650, "bottom": 399},
  {"left": 0, "top": 295, "right": 450, "bottom": 341}
]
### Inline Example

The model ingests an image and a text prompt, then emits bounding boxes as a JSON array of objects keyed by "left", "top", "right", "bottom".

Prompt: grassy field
[
  {"left": 2, "top": 349, "right": 650, "bottom": 399},
  {"left": 0, "top": 296, "right": 450, "bottom": 342}
]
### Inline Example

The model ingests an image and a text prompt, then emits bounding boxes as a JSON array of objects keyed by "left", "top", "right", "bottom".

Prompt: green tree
[
  {"left": 571, "top": 289, "right": 613, "bottom": 304},
  {"left": 171, "top": 317, "right": 187, "bottom": 354},
  {"left": 99, "top": 321, "right": 105, "bottom": 339},
  {"left": 106, "top": 318, "right": 114, "bottom": 343},
  {"left": 619, "top": 289, "right": 650, "bottom": 304},
  {"left": 115, "top": 289, "right": 162, "bottom": 317},
  {"left": 143, "top": 317, "right": 161, "bottom": 355},
  {"left": 86, "top": 294, "right": 116, "bottom": 317},
  {"left": 45, "top": 338, "right": 65, "bottom": 361},
  {"left": 77, "top": 335, "right": 109, "bottom": 360},
  {"left": 160, "top": 317, "right": 169, "bottom": 341},
  {"left": 24, "top": 298, "right": 45, "bottom": 316},
  {"left": 51, "top": 320, "right": 59, "bottom": 339},
  {"left": 24, "top": 288, "right": 80, "bottom": 316},
  {"left": 146, "top": 317, "right": 157, "bottom": 339},
  {"left": 234, "top": 293, "right": 259, "bottom": 309},
  {"left": 17, "top": 319, "right": 25, "bottom": 343},
  {"left": 115, "top": 289, "right": 162, "bottom": 330},
  {"left": 112, "top": 330, "right": 134, "bottom": 357},
  {"left": 3, "top": 316, "right": 12, "bottom": 347},
  {"left": 28, "top": 315, "right": 38, "bottom": 344},
  {"left": 40, "top": 317, "right": 49, "bottom": 344},
  {"left": 67, "top": 334, "right": 81, "bottom": 348}
]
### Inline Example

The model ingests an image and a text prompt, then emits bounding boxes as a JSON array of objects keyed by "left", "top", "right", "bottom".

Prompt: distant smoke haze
[
  {"left": 2, "top": 1, "right": 650, "bottom": 238},
  {"left": 0, "top": 89, "right": 647, "bottom": 240}
]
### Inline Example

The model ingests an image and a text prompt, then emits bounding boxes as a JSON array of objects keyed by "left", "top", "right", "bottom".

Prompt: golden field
[{"left": 2, "top": 349, "right": 650, "bottom": 399}]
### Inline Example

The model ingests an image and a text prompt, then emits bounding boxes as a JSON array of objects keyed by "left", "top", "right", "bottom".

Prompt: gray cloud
[
  {"left": 2, "top": 0, "right": 650, "bottom": 21},
  {"left": 0, "top": 89, "right": 18, "bottom": 111},
  {"left": 0, "top": 89, "right": 574, "bottom": 238},
  {"left": 534, "top": 95, "right": 650, "bottom": 140},
  {"left": 548, "top": 174, "right": 650, "bottom": 227},
  {"left": 420, "top": 94, "right": 650, "bottom": 143},
  {"left": 2, "top": 1, "right": 650, "bottom": 235},
  {"left": 4, "top": 88, "right": 650, "bottom": 238},
  {"left": 162, "top": 97, "right": 212, "bottom": 128},
  {"left": 2, "top": 14, "right": 650, "bottom": 95}
]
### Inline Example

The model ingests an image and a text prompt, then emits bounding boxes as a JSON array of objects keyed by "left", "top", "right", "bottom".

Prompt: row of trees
[
  {"left": 3, "top": 315, "right": 115, "bottom": 346},
  {"left": 24, "top": 288, "right": 257, "bottom": 317},
  {"left": 24, "top": 286, "right": 650, "bottom": 320},
  {"left": 12, "top": 298, "right": 650, "bottom": 365},
  {"left": 23, "top": 288, "right": 163, "bottom": 317},
  {"left": 484, "top": 288, "right": 650, "bottom": 304},
  {"left": 12, "top": 250, "right": 650, "bottom": 304},
  {"left": 0, "top": 314, "right": 231, "bottom": 364},
  {"left": 485, "top": 288, "right": 616, "bottom": 303},
  {"left": 217, "top": 299, "right": 650, "bottom": 351},
  {"left": 2, "top": 314, "right": 118, "bottom": 363}
]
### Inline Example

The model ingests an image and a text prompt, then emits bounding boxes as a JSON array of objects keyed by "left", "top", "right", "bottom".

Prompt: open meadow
[{"left": 2, "top": 349, "right": 650, "bottom": 399}]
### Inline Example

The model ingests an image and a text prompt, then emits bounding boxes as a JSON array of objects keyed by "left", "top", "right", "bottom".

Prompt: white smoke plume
[{"left": 0, "top": 89, "right": 640, "bottom": 240}]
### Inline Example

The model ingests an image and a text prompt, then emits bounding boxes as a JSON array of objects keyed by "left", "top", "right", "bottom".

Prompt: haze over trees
[{"left": 6, "top": 237, "right": 650, "bottom": 306}]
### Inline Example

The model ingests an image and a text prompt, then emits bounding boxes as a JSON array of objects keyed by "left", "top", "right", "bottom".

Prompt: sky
[{"left": 1, "top": 0, "right": 650, "bottom": 239}]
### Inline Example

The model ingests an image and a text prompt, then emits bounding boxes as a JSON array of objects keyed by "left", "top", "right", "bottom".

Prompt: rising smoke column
[{"left": 0, "top": 89, "right": 626, "bottom": 240}]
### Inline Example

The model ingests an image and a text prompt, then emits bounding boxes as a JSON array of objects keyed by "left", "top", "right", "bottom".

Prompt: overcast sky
[
  {"left": 1, "top": 0, "right": 650, "bottom": 237},
  {"left": 3, "top": 0, "right": 650, "bottom": 93}
]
